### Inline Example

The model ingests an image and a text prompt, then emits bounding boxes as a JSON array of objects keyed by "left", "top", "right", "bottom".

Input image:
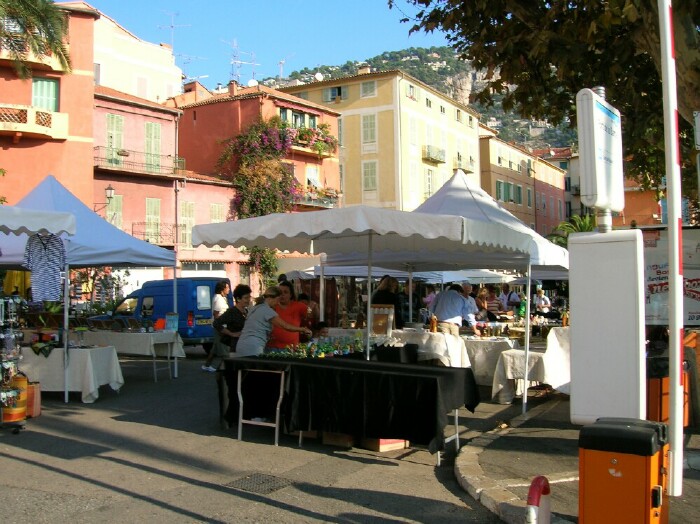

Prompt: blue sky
[{"left": 82, "top": 1, "right": 451, "bottom": 90}]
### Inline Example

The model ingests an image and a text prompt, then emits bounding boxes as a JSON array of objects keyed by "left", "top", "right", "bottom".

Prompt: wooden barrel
[{"left": 3, "top": 373, "right": 27, "bottom": 423}]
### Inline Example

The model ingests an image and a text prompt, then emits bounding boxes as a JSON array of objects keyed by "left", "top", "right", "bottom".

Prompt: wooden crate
[
  {"left": 360, "top": 438, "right": 410, "bottom": 452},
  {"left": 322, "top": 431, "right": 354, "bottom": 448}
]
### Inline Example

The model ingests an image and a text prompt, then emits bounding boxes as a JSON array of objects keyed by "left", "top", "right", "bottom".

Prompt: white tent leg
[
  {"left": 522, "top": 261, "right": 532, "bottom": 414},
  {"left": 366, "top": 232, "right": 373, "bottom": 360},
  {"left": 319, "top": 254, "right": 326, "bottom": 322},
  {"left": 64, "top": 263, "right": 70, "bottom": 403}
]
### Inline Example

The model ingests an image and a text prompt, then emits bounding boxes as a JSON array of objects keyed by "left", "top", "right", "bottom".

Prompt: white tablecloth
[
  {"left": 491, "top": 327, "right": 571, "bottom": 404},
  {"left": 75, "top": 330, "right": 185, "bottom": 380},
  {"left": 461, "top": 336, "right": 520, "bottom": 386},
  {"left": 20, "top": 346, "right": 124, "bottom": 403},
  {"left": 326, "top": 328, "right": 469, "bottom": 367}
]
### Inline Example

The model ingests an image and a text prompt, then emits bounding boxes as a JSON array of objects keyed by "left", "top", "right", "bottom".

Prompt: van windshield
[{"left": 114, "top": 297, "right": 139, "bottom": 315}]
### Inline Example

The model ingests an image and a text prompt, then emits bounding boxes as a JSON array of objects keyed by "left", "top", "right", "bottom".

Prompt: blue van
[{"left": 90, "top": 277, "right": 232, "bottom": 353}]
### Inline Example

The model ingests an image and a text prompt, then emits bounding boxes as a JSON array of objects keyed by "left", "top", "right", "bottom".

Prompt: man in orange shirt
[{"left": 267, "top": 280, "right": 309, "bottom": 350}]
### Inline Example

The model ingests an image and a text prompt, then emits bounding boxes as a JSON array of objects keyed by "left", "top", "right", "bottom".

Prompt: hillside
[{"left": 261, "top": 46, "right": 577, "bottom": 151}]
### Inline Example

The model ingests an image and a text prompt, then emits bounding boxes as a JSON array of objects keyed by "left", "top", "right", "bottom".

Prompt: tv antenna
[
  {"left": 278, "top": 53, "right": 295, "bottom": 79},
  {"left": 158, "top": 11, "right": 190, "bottom": 50},
  {"left": 177, "top": 53, "right": 207, "bottom": 79},
  {"left": 223, "top": 39, "right": 260, "bottom": 84}
]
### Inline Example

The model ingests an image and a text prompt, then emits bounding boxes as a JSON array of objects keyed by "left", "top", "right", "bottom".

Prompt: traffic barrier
[{"left": 526, "top": 475, "right": 551, "bottom": 524}]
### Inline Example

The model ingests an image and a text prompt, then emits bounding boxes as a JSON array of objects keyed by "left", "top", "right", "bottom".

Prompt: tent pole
[
  {"left": 408, "top": 270, "right": 413, "bottom": 323},
  {"left": 366, "top": 232, "right": 373, "bottom": 360},
  {"left": 64, "top": 262, "right": 70, "bottom": 403},
  {"left": 522, "top": 261, "right": 532, "bottom": 414},
  {"left": 319, "top": 254, "right": 326, "bottom": 322}
]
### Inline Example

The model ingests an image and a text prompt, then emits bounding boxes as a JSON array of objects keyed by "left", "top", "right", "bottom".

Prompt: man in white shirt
[
  {"left": 429, "top": 283, "right": 478, "bottom": 336},
  {"left": 461, "top": 283, "right": 479, "bottom": 329},
  {"left": 499, "top": 283, "right": 520, "bottom": 312}
]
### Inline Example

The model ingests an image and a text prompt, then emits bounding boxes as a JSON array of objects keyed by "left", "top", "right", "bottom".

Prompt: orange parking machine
[{"left": 579, "top": 418, "right": 669, "bottom": 524}]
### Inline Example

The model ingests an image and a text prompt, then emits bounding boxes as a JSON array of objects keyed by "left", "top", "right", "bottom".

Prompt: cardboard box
[{"left": 360, "top": 438, "right": 410, "bottom": 452}]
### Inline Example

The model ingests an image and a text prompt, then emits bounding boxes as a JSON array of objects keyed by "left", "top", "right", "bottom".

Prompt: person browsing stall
[
  {"left": 268, "top": 281, "right": 310, "bottom": 350},
  {"left": 206, "top": 284, "right": 252, "bottom": 369},
  {"left": 428, "top": 283, "right": 477, "bottom": 336},
  {"left": 236, "top": 286, "right": 312, "bottom": 357},
  {"left": 534, "top": 288, "right": 552, "bottom": 317},
  {"left": 371, "top": 275, "right": 405, "bottom": 329},
  {"left": 202, "top": 280, "right": 231, "bottom": 372},
  {"left": 460, "top": 283, "right": 480, "bottom": 333},
  {"left": 499, "top": 283, "right": 520, "bottom": 313}
]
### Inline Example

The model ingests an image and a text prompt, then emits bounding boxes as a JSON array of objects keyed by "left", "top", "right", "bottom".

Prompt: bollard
[{"left": 526, "top": 475, "right": 551, "bottom": 524}]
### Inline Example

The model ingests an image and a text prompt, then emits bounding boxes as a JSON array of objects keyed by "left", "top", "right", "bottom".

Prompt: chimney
[
  {"left": 358, "top": 65, "right": 371, "bottom": 75},
  {"left": 228, "top": 80, "right": 239, "bottom": 97}
]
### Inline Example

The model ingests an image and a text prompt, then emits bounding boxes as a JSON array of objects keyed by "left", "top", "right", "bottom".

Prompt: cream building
[
  {"left": 66, "top": 1, "right": 183, "bottom": 102},
  {"left": 282, "top": 69, "right": 481, "bottom": 210}
]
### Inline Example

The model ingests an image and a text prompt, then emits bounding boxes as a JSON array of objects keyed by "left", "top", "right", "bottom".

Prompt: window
[
  {"left": 362, "top": 161, "right": 377, "bottom": 191},
  {"left": 440, "top": 105, "right": 446, "bottom": 114},
  {"left": 542, "top": 195, "right": 547, "bottom": 217},
  {"left": 514, "top": 185, "right": 523, "bottom": 205},
  {"left": 145, "top": 198, "right": 161, "bottom": 243},
  {"left": 405, "top": 84, "right": 416, "bottom": 100},
  {"left": 558, "top": 199, "right": 563, "bottom": 220},
  {"left": 306, "top": 165, "right": 320, "bottom": 188},
  {"left": 565, "top": 176, "right": 571, "bottom": 191},
  {"left": 360, "top": 80, "right": 376, "bottom": 97},
  {"left": 535, "top": 192, "right": 540, "bottom": 210},
  {"left": 210, "top": 203, "right": 225, "bottom": 223},
  {"left": 468, "top": 115, "right": 474, "bottom": 127},
  {"left": 504, "top": 182, "right": 513, "bottom": 202},
  {"left": 32, "top": 78, "right": 59, "bottom": 111},
  {"left": 323, "top": 86, "right": 347, "bottom": 102},
  {"left": 106, "top": 195, "right": 122, "bottom": 228},
  {"left": 279, "top": 108, "right": 288, "bottom": 122},
  {"left": 425, "top": 98, "right": 432, "bottom": 108},
  {"left": 361, "top": 114, "right": 376, "bottom": 149},
  {"left": 145, "top": 122, "right": 161, "bottom": 172},
  {"left": 179, "top": 201, "right": 195, "bottom": 246},
  {"left": 566, "top": 201, "right": 572, "bottom": 218},
  {"left": 496, "top": 180, "right": 504, "bottom": 201},
  {"left": 559, "top": 161, "right": 568, "bottom": 169},
  {"left": 292, "top": 111, "right": 305, "bottom": 128},
  {"left": 308, "top": 115, "right": 317, "bottom": 129},
  {"left": 296, "top": 91, "right": 308, "bottom": 100},
  {"left": 550, "top": 197, "right": 555, "bottom": 217},
  {"left": 527, "top": 188, "right": 532, "bottom": 208},
  {"left": 425, "top": 169, "right": 434, "bottom": 197},
  {"left": 106, "top": 113, "right": 124, "bottom": 166},
  {"left": 456, "top": 109, "right": 462, "bottom": 122}
]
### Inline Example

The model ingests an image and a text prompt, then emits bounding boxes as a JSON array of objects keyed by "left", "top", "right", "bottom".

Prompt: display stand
[{"left": 1, "top": 356, "right": 25, "bottom": 432}]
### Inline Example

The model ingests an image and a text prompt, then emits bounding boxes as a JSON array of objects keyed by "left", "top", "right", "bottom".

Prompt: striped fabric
[{"left": 22, "top": 233, "right": 66, "bottom": 302}]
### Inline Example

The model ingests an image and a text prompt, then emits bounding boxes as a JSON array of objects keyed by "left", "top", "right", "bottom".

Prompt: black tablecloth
[{"left": 220, "top": 356, "right": 480, "bottom": 453}]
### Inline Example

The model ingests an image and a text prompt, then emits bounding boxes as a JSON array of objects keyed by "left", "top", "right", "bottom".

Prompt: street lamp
[{"left": 93, "top": 184, "right": 115, "bottom": 212}]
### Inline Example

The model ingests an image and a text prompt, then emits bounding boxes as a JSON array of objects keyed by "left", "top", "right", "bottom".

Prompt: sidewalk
[{"left": 455, "top": 389, "right": 700, "bottom": 523}]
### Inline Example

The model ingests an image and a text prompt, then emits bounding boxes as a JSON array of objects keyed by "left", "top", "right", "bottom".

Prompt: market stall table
[
  {"left": 326, "top": 328, "right": 469, "bottom": 367},
  {"left": 491, "top": 327, "right": 571, "bottom": 404},
  {"left": 219, "top": 356, "right": 480, "bottom": 454},
  {"left": 20, "top": 345, "right": 124, "bottom": 403},
  {"left": 461, "top": 336, "right": 520, "bottom": 386},
  {"left": 74, "top": 330, "right": 184, "bottom": 381}
]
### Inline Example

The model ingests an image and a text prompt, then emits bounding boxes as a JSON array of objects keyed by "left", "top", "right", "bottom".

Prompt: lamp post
[
  {"left": 173, "top": 179, "right": 186, "bottom": 315},
  {"left": 93, "top": 184, "right": 115, "bottom": 213}
]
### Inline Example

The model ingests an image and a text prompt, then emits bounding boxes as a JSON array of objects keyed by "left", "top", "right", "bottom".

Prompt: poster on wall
[{"left": 644, "top": 228, "right": 700, "bottom": 325}]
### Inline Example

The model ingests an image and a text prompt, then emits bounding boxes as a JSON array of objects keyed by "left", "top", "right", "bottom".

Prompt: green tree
[
  {"left": 394, "top": 0, "right": 699, "bottom": 193},
  {"left": 547, "top": 214, "right": 597, "bottom": 247},
  {"left": 0, "top": 0, "right": 71, "bottom": 78}
]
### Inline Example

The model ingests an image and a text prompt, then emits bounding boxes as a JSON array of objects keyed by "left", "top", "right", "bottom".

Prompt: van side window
[
  {"left": 197, "top": 286, "right": 212, "bottom": 310},
  {"left": 115, "top": 297, "right": 138, "bottom": 315},
  {"left": 141, "top": 296, "right": 154, "bottom": 317}
]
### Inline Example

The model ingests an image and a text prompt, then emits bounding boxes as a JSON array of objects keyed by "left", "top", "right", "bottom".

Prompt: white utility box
[{"left": 569, "top": 230, "right": 646, "bottom": 425}]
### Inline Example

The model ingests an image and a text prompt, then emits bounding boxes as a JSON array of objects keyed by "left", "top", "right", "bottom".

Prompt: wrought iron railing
[
  {"left": 131, "top": 222, "right": 178, "bottom": 245},
  {"left": 422, "top": 145, "right": 446, "bottom": 163},
  {"left": 94, "top": 146, "right": 185, "bottom": 176}
]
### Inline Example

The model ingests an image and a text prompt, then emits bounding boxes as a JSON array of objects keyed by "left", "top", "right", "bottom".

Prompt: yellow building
[{"left": 282, "top": 69, "right": 481, "bottom": 210}]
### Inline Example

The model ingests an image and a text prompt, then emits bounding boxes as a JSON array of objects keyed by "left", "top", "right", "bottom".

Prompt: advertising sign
[
  {"left": 644, "top": 228, "right": 700, "bottom": 325},
  {"left": 576, "top": 88, "right": 625, "bottom": 211}
]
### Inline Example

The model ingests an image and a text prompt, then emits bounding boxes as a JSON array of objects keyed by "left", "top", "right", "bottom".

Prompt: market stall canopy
[
  {"left": 0, "top": 206, "right": 76, "bottom": 236},
  {"left": 413, "top": 170, "right": 568, "bottom": 270},
  {"left": 192, "top": 205, "right": 469, "bottom": 255},
  {"left": 0, "top": 175, "right": 175, "bottom": 268}
]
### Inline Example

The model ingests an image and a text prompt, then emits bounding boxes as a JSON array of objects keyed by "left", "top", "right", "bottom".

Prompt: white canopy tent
[{"left": 0, "top": 206, "right": 76, "bottom": 237}]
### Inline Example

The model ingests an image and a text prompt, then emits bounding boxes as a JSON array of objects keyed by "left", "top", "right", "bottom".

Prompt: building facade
[{"left": 281, "top": 69, "right": 482, "bottom": 211}]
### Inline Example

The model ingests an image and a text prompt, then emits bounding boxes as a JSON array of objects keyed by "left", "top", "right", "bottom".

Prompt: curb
[{"left": 454, "top": 398, "right": 577, "bottom": 524}]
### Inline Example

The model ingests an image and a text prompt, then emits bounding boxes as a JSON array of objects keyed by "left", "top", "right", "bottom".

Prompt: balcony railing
[
  {"left": 0, "top": 39, "right": 67, "bottom": 71},
  {"left": 422, "top": 145, "right": 446, "bottom": 164},
  {"left": 290, "top": 141, "right": 334, "bottom": 158},
  {"left": 453, "top": 157, "right": 475, "bottom": 173},
  {"left": 0, "top": 103, "right": 69, "bottom": 140},
  {"left": 294, "top": 193, "right": 339, "bottom": 209},
  {"left": 131, "top": 222, "right": 177, "bottom": 246},
  {"left": 94, "top": 146, "right": 185, "bottom": 176}
]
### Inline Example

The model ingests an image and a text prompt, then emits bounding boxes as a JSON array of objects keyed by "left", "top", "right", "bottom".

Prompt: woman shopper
[
  {"left": 267, "top": 281, "right": 310, "bottom": 350},
  {"left": 236, "top": 286, "right": 312, "bottom": 357},
  {"left": 202, "top": 280, "right": 231, "bottom": 372},
  {"left": 210, "top": 284, "right": 252, "bottom": 356}
]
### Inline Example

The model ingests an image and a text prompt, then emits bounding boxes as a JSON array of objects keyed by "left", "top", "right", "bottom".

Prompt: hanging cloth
[{"left": 22, "top": 233, "right": 66, "bottom": 302}]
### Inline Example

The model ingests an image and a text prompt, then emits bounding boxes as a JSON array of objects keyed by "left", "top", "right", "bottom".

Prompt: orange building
[
  {"left": 172, "top": 81, "right": 342, "bottom": 208},
  {"left": 0, "top": 3, "right": 99, "bottom": 205}
]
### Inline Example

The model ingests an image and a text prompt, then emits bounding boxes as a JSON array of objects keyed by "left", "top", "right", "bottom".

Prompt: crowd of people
[{"left": 200, "top": 275, "right": 565, "bottom": 372}]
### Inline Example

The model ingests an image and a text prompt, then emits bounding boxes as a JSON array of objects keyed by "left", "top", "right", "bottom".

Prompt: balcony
[
  {"left": 0, "top": 103, "right": 69, "bottom": 140},
  {"left": 0, "top": 39, "right": 68, "bottom": 72},
  {"left": 571, "top": 185, "right": 580, "bottom": 196},
  {"left": 453, "top": 156, "right": 475, "bottom": 173},
  {"left": 422, "top": 145, "right": 446, "bottom": 164},
  {"left": 94, "top": 146, "right": 185, "bottom": 176},
  {"left": 294, "top": 189, "right": 340, "bottom": 209},
  {"left": 290, "top": 142, "right": 333, "bottom": 159},
  {"left": 131, "top": 222, "right": 177, "bottom": 246}
]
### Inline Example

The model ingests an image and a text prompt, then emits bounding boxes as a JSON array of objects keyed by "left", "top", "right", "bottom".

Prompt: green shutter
[
  {"left": 145, "top": 198, "right": 161, "bottom": 243},
  {"left": 145, "top": 122, "right": 161, "bottom": 172},
  {"left": 106, "top": 114, "right": 124, "bottom": 166},
  {"left": 32, "top": 78, "right": 59, "bottom": 111}
]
